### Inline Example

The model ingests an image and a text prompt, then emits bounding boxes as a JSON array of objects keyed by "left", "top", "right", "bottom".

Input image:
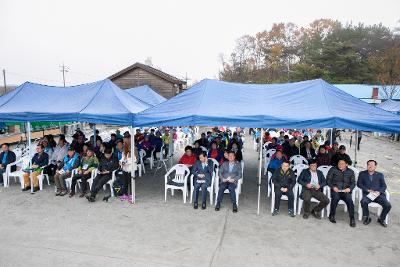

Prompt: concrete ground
[{"left": 0, "top": 131, "right": 399, "bottom": 267}]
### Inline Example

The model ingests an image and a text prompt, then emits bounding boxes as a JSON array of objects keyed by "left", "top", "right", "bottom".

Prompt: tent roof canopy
[
  {"left": 0, "top": 79, "right": 150, "bottom": 125},
  {"left": 134, "top": 78, "right": 400, "bottom": 133},
  {"left": 125, "top": 85, "right": 167, "bottom": 106},
  {"left": 377, "top": 99, "right": 400, "bottom": 113}
]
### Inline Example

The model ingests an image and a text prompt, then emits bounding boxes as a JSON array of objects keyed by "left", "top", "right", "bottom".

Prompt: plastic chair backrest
[
  {"left": 291, "top": 163, "right": 309, "bottom": 178},
  {"left": 317, "top": 165, "right": 332, "bottom": 178},
  {"left": 348, "top": 166, "right": 359, "bottom": 180},
  {"left": 171, "top": 164, "right": 189, "bottom": 183},
  {"left": 265, "top": 149, "right": 276, "bottom": 160},
  {"left": 289, "top": 155, "right": 308, "bottom": 166}
]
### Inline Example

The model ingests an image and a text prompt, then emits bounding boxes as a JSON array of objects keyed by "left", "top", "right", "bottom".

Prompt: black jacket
[
  {"left": 272, "top": 168, "right": 296, "bottom": 190},
  {"left": 0, "top": 151, "right": 17, "bottom": 172},
  {"left": 326, "top": 167, "right": 355, "bottom": 191},
  {"left": 298, "top": 169, "right": 327, "bottom": 189},
  {"left": 300, "top": 147, "right": 316, "bottom": 160},
  {"left": 283, "top": 144, "right": 299, "bottom": 159},
  {"left": 32, "top": 152, "right": 49, "bottom": 167},
  {"left": 98, "top": 155, "right": 119, "bottom": 173},
  {"left": 330, "top": 152, "right": 352, "bottom": 166}
]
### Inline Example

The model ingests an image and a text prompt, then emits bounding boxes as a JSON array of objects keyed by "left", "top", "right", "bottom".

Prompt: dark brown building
[{"left": 108, "top": 62, "right": 186, "bottom": 98}]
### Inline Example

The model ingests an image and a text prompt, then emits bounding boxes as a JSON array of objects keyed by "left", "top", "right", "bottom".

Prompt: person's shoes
[
  {"left": 55, "top": 190, "right": 61, "bottom": 196},
  {"left": 22, "top": 186, "right": 31, "bottom": 192},
  {"left": 350, "top": 218, "right": 356, "bottom": 227},
  {"left": 232, "top": 204, "right": 238, "bottom": 213},
  {"left": 329, "top": 215, "right": 336, "bottom": 224},
  {"left": 69, "top": 192, "right": 75, "bottom": 198},
  {"left": 215, "top": 203, "right": 220, "bottom": 211},
  {"left": 288, "top": 209, "right": 295, "bottom": 217},
  {"left": 194, "top": 203, "right": 198, "bottom": 209},
  {"left": 86, "top": 195, "right": 95, "bottom": 202},
  {"left": 201, "top": 203, "right": 206, "bottom": 210},
  {"left": 59, "top": 190, "right": 67, "bottom": 196},
  {"left": 362, "top": 216, "right": 371, "bottom": 225},
  {"left": 303, "top": 213, "right": 310, "bottom": 219},
  {"left": 103, "top": 196, "right": 110, "bottom": 202},
  {"left": 33, "top": 187, "right": 40, "bottom": 192},
  {"left": 311, "top": 210, "right": 321, "bottom": 220},
  {"left": 272, "top": 209, "right": 280, "bottom": 216},
  {"left": 79, "top": 192, "right": 86, "bottom": 198},
  {"left": 377, "top": 218, "right": 388, "bottom": 228}
]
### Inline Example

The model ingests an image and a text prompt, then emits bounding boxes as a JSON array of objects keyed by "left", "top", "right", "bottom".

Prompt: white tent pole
[
  {"left": 354, "top": 131, "right": 358, "bottom": 167},
  {"left": 330, "top": 128, "right": 333, "bottom": 145},
  {"left": 26, "top": 122, "right": 34, "bottom": 194},
  {"left": 130, "top": 126, "right": 136, "bottom": 204},
  {"left": 257, "top": 129, "right": 264, "bottom": 215},
  {"left": 92, "top": 124, "right": 96, "bottom": 148}
]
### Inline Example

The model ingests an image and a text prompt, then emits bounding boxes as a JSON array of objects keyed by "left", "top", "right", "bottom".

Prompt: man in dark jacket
[
  {"left": 357, "top": 160, "right": 391, "bottom": 227},
  {"left": 300, "top": 141, "right": 316, "bottom": 161},
  {"left": 86, "top": 148, "right": 119, "bottom": 202},
  {"left": 316, "top": 146, "right": 331, "bottom": 166},
  {"left": 298, "top": 159, "right": 330, "bottom": 219},
  {"left": 191, "top": 151, "right": 214, "bottom": 209},
  {"left": 271, "top": 161, "right": 296, "bottom": 217},
  {"left": 196, "top": 133, "right": 210, "bottom": 149},
  {"left": 326, "top": 159, "right": 356, "bottom": 227},
  {"left": 22, "top": 144, "right": 49, "bottom": 192},
  {"left": 283, "top": 138, "right": 299, "bottom": 159},
  {"left": 0, "top": 143, "right": 17, "bottom": 185},
  {"left": 330, "top": 145, "right": 352, "bottom": 167}
]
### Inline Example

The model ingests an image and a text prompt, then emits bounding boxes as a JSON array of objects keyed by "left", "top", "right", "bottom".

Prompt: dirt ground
[{"left": 0, "top": 130, "right": 399, "bottom": 267}]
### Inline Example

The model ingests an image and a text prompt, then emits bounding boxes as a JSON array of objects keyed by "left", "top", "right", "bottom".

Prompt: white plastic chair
[
  {"left": 37, "top": 166, "right": 50, "bottom": 190},
  {"left": 289, "top": 155, "right": 309, "bottom": 166},
  {"left": 139, "top": 149, "right": 146, "bottom": 175},
  {"left": 297, "top": 184, "right": 329, "bottom": 217},
  {"left": 189, "top": 172, "right": 215, "bottom": 205},
  {"left": 263, "top": 149, "right": 276, "bottom": 175},
  {"left": 270, "top": 180, "right": 298, "bottom": 214},
  {"left": 154, "top": 145, "right": 169, "bottom": 174},
  {"left": 164, "top": 164, "right": 190, "bottom": 203},
  {"left": 104, "top": 170, "right": 118, "bottom": 197},
  {"left": 357, "top": 188, "right": 390, "bottom": 224},
  {"left": 200, "top": 146, "right": 208, "bottom": 153},
  {"left": 86, "top": 168, "right": 98, "bottom": 191},
  {"left": 214, "top": 169, "right": 243, "bottom": 206},
  {"left": 267, "top": 171, "right": 272, "bottom": 197},
  {"left": 64, "top": 168, "right": 79, "bottom": 191},
  {"left": 6, "top": 157, "right": 30, "bottom": 189}
]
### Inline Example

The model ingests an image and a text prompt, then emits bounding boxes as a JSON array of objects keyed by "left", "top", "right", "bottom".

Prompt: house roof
[
  {"left": 108, "top": 62, "right": 186, "bottom": 85},
  {"left": 334, "top": 84, "right": 400, "bottom": 100}
]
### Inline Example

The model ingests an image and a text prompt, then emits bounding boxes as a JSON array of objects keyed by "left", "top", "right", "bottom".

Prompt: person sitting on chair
[
  {"left": 208, "top": 141, "right": 223, "bottom": 163},
  {"left": 115, "top": 144, "right": 136, "bottom": 198},
  {"left": 192, "top": 151, "right": 213, "bottom": 210},
  {"left": 271, "top": 161, "right": 296, "bottom": 217},
  {"left": 22, "top": 144, "right": 49, "bottom": 192},
  {"left": 86, "top": 148, "right": 119, "bottom": 202},
  {"left": 230, "top": 142, "right": 243, "bottom": 162},
  {"left": 300, "top": 140, "right": 316, "bottom": 161},
  {"left": 69, "top": 148, "right": 98, "bottom": 198},
  {"left": 138, "top": 135, "right": 153, "bottom": 161},
  {"left": 298, "top": 159, "right": 330, "bottom": 219},
  {"left": 326, "top": 159, "right": 356, "bottom": 227},
  {"left": 316, "top": 145, "right": 331, "bottom": 166},
  {"left": 283, "top": 137, "right": 299, "bottom": 159},
  {"left": 196, "top": 133, "right": 210, "bottom": 149},
  {"left": 267, "top": 137, "right": 282, "bottom": 151},
  {"left": 215, "top": 151, "right": 242, "bottom": 213},
  {"left": 0, "top": 143, "right": 17, "bottom": 185},
  {"left": 54, "top": 147, "right": 80, "bottom": 196},
  {"left": 113, "top": 140, "right": 124, "bottom": 161},
  {"left": 267, "top": 150, "right": 286, "bottom": 174},
  {"left": 357, "top": 160, "right": 391, "bottom": 227},
  {"left": 330, "top": 145, "right": 352, "bottom": 167},
  {"left": 47, "top": 137, "right": 68, "bottom": 177},
  {"left": 178, "top": 146, "right": 197, "bottom": 167}
]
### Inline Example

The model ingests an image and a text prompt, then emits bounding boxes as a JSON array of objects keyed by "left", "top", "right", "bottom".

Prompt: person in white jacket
[
  {"left": 115, "top": 145, "right": 137, "bottom": 196},
  {"left": 45, "top": 137, "right": 68, "bottom": 176}
]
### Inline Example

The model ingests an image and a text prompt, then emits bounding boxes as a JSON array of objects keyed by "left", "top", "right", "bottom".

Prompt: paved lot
[{"left": 0, "top": 131, "right": 399, "bottom": 266}]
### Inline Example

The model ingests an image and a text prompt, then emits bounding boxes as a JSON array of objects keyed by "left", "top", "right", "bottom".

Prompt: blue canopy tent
[
  {"left": 125, "top": 85, "right": 167, "bottom": 106},
  {"left": 0, "top": 79, "right": 150, "bottom": 200},
  {"left": 134, "top": 78, "right": 400, "bottom": 214},
  {"left": 377, "top": 99, "right": 400, "bottom": 114}
]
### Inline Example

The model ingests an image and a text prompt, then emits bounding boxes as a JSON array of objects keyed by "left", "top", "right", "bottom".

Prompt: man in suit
[
  {"left": 326, "top": 159, "right": 356, "bottom": 227},
  {"left": 0, "top": 143, "right": 17, "bottom": 185},
  {"left": 357, "top": 160, "right": 391, "bottom": 227},
  {"left": 300, "top": 141, "right": 316, "bottom": 161},
  {"left": 298, "top": 159, "right": 330, "bottom": 219},
  {"left": 215, "top": 151, "right": 242, "bottom": 213},
  {"left": 191, "top": 151, "right": 214, "bottom": 210}
]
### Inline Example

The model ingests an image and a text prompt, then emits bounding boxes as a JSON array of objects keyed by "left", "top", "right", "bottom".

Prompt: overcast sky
[{"left": 1, "top": 0, "right": 399, "bottom": 86}]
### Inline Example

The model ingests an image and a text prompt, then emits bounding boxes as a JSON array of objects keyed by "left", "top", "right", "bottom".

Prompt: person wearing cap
[
  {"left": 298, "top": 159, "right": 330, "bottom": 219},
  {"left": 54, "top": 147, "right": 80, "bottom": 196},
  {"left": 69, "top": 148, "right": 99, "bottom": 198},
  {"left": 330, "top": 145, "right": 352, "bottom": 167},
  {"left": 86, "top": 148, "right": 119, "bottom": 202},
  {"left": 326, "top": 159, "right": 356, "bottom": 227},
  {"left": 22, "top": 144, "right": 49, "bottom": 192}
]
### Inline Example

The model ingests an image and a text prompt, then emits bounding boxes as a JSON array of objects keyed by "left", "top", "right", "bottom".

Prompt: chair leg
[
  {"left": 271, "top": 191, "right": 275, "bottom": 213},
  {"left": 298, "top": 200, "right": 303, "bottom": 215},
  {"left": 165, "top": 188, "right": 167, "bottom": 202},
  {"left": 183, "top": 188, "right": 186, "bottom": 203}
]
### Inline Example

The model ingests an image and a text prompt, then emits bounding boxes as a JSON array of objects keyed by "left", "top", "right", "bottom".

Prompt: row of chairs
[{"left": 268, "top": 164, "right": 390, "bottom": 223}]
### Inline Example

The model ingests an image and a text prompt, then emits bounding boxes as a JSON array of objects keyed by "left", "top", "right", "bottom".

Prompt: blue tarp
[
  {"left": 125, "top": 85, "right": 167, "bottom": 106},
  {"left": 377, "top": 99, "right": 400, "bottom": 114},
  {"left": 133, "top": 79, "right": 400, "bottom": 133},
  {"left": 0, "top": 79, "right": 150, "bottom": 125}
]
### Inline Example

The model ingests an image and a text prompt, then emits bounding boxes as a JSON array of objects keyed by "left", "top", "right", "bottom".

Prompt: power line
[{"left": 60, "top": 63, "right": 69, "bottom": 87}]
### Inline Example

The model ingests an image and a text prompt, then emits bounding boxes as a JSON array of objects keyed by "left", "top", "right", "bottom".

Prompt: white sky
[{"left": 1, "top": 0, "right": 399, "bottom": 86}]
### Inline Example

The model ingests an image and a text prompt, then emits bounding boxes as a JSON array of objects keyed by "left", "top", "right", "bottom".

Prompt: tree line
[{"left": 219, "top": 19, "right": 400, "bottom": 98}]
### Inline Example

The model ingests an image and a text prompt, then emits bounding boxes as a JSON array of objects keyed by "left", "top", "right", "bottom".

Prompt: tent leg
[
  {"left": 26, "top": 122, "right": 34, "bottom": 194},
  {"left": 257, "top": 129, "right": 264, "bottom": 215},
  {"left": 130, "top": 126, "right": 136, "bottom": 204},
  {"left": 92, "top": 124, "right": 96, "bottom": 148},
  {"left": 354, "top": 131, "right": 358, "bottom": 167},
  {"left": 330, "top": 128, "right": 333, "bottom": 145}
]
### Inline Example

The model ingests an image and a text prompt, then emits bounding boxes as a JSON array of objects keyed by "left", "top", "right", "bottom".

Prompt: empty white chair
[
  {"left": 164, "top": 164, "right": 190, "bottom": 203},
  {"left": 357, "top": 188, "right": 390, "bottom": 224},
  {"left": 289, "top": 155, "right": 309, "bottom": 166},
  {"left": 154, "top": 145, "right": 169, "bottom": 174}
]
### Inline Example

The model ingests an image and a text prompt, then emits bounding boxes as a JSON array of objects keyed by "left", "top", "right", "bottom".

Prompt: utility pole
[
  {"left": 2, "top": 69, "right": 7, "bottom": 95},
  {"left": 60, "top": 63, "right": 69, "bottom": 87}
]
